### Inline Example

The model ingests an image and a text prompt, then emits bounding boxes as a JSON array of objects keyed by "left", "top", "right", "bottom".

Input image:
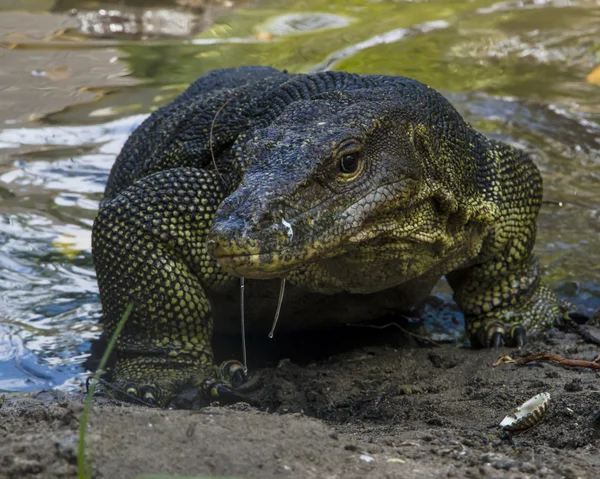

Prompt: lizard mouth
[
  {"left": 209, "top": 181, "right": 426, "bottom": 279},
  {"left": 207, "top": 237, "right": 299, "bottom": 279},
  {"left": 214, "top": 252, "right": 294, "bottom": 279},
  {"left": 210, "top": 212, "right": 421, "bottom": 280}
]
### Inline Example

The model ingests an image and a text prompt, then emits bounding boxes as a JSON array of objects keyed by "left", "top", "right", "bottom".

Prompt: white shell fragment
[{"left": 500, "top": 392, "right": 550, "bottom": 431}]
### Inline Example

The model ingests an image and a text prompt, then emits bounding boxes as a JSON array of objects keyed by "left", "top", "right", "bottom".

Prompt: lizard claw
[
  {"left": 122, "top": 384, "right": 158, "bottom": 407},
  {"left": 512, "top": 326, "right": 527, "bottom": 348},
  {"left": 126, "top": 386, "right": 138, "bottom": 397},
  {"left": 201, "top": 380, "right": 248, "bottom": 404},
  {"left": 489, "top": 331, "right": 504, "bottom": 348},
  {"left": 141, "top": 387, "right": 156, "bottom": 406},
  {"left": 219, "top": 359, "right": 246, "bottom": 388},
  {"left": 473, "top": 321, "right": 530, "bottom": 348}
]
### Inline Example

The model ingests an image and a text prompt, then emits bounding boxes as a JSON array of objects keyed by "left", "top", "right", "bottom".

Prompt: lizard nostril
[{"left": 255, "top": 210, "right": 276, "bottom": 231}]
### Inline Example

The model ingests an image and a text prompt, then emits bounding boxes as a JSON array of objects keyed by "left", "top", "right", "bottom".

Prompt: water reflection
[
  {"left": 262, "top": 13, "right": 353, "bottom": 36},
  {"left": 0, "top": 116, "right": 142, "bottom": 391},
  {"left": 0, "top": 0, "right": 598, "bottom": 392}
]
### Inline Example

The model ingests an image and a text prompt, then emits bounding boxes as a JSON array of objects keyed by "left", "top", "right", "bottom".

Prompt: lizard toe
[
  {"left": 511, "top": 326, "right": 527, "bottom": 348},
  {"left": 471, "top": 321, "right": 506, "bottom": 348},
  {"left": 126, "top": 386, "right": 138, "bottom": 398},
  {"left": 219, "top": 359, "right": 247, "bottom": 388},
  {"left": 488, "top": 331, "right": 505, "bottom": 348},
  {"left": 140, "top": 387, "right": 157, "bottom": 406},
  {"left": 201, "top": 379, "right": 248, "bottom": 404}
]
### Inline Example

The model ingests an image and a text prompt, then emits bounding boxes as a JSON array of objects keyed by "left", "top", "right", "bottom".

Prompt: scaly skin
[{"left": 92, "top": 66, "right": 571, "bottom": 407}]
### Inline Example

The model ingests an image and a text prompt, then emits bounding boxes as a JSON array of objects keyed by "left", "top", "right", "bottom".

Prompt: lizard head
[{"left": 208, "top": 88, "right": 496, "bottom": 284}]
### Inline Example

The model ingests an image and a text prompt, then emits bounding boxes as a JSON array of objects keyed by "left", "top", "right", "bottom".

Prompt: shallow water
[{"left": 0, "top": 0, "right": 598, "bottom": 392}]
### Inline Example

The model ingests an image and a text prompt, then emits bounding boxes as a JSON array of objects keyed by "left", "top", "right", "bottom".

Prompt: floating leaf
[
  {"left": 46, "top": 66, "right": 70, "bottom": 81},
  {"left": 254, "top": 31, "right": 274, "bottom": 41},
  {"left": 586, "top": 65, "right": 600, "bottom": 86},
  {"left": 53, "top": 232, "right": 92, "bottom": 258}
]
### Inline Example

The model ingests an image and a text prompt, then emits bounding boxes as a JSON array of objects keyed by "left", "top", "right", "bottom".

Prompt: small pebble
[
  {"left": 481, "top": 453, "right": 515, "bottom": 470},
  {"left": 360, "top": 454, "right": 375, "bottom": 463},
  {"left": 274, "top": 465, "right": 292, "bottom": 475},
  {"left": 520, "top": 461, "right": 537, "bottom": 473},
  {"left": 564, "top": 378, "right": 583, "bottom": 392}
]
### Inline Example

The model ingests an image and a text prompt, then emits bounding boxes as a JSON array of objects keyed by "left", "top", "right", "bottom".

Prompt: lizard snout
[{"left": 207, "top": 191, "right": 295, "bottom": 276}]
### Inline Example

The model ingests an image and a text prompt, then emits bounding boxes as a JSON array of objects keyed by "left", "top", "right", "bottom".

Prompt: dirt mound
[{"left": 1, "top": 329, "right": 599, "bottom": 479}]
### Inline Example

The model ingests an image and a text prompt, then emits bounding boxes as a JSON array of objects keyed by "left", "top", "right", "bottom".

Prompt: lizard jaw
[
  {"left": 214, "top": 252, "right": 290, "bottom": 279},
  {"left": 207, "top": 238, "right": 294, "bottom": 279}
]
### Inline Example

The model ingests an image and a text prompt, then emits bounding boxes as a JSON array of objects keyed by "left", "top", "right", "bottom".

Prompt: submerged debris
[{"left": 500, "top": 392, "right": 550, "bottom": 432}]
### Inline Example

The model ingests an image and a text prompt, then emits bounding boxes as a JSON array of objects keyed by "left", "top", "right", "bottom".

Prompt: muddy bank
[{"left": 1, "top": 327, "right": 599, "bottom": 479}]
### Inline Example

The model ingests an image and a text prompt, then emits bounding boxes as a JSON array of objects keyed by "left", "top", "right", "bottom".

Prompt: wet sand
[{"left": 1, "top": 327, "right": 599, "bottom": 479}]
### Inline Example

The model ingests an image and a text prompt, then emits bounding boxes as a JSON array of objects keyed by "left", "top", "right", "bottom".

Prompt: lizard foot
[
  {"left": 471, "top": 310, "right": 593, "bottom": 348},
  {"left": 468, "top": 308, "right": 572, "bottom": 349},
  {"left": 466, "top": 284, "right": 576, "bottom": 349},
  {"left": 108, "top": 358, "right": 247, "bottom": 407}
]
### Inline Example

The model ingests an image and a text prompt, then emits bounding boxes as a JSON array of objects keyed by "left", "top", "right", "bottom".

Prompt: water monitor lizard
[{"left": 92, "top": 66, "right": 572, "bottom": 407}]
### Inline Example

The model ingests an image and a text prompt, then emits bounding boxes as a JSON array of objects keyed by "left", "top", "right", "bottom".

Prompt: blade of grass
[{"left": 78, "top": 302, "right": 134, "bottom": 479}]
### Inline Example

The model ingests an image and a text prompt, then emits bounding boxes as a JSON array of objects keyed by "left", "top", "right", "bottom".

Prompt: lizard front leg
[
  {"left": 448, "top": 254, "right": 570, "bottom": 348},
  {"left": 445, "top": 141, "right": 575, "bottom": 347},
  {"left": 92, "top": 167, "right": 244, "bottom": 406}
]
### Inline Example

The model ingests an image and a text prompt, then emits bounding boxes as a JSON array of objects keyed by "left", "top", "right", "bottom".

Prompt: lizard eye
[{"left": 338, "top": 153, "right": 360, "bottom": 174}]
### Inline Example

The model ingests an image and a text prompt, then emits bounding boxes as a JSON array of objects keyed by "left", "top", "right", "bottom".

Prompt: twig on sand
[
  {"left": 493, "top": 351, "right": 600, "bottom": 370},
  {"left": 346, "top": 321, "right": 441, "bottom": 347}
]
